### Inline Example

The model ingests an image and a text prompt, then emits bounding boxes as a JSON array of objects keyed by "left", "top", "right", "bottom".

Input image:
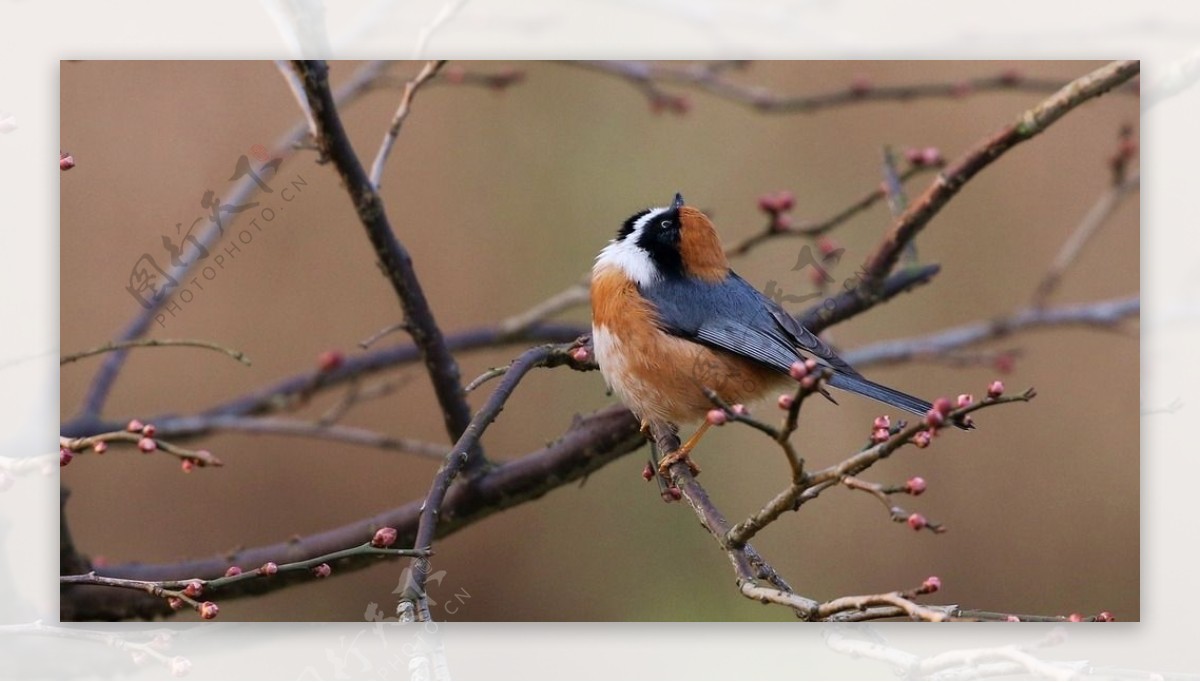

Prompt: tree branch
[
  {"left": 289, "top": 61, "right": 477, "bottom": 463},
  {"left": 859, "top": 60, "right": 1140, "bottom": 294},
  {"left": 61, "top": 405, "right": 643, "bottom": 621},
  {"left": 61, "top": 338, "right": 251, "bottom": 367},
  {"left": 77, "top": 59, "right": 394, "bottom": 421},
  {"left": 567, "top": 61, "right": 1137, "bottom": 115}
]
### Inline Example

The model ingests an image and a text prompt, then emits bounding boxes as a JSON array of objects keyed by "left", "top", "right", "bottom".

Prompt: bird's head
[{"left": 598, "top": 192, "right": 729, "bottom": 286}]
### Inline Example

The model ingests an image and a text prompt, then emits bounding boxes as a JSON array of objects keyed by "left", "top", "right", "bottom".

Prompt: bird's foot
[
  {"left": 657, "top": 448, "right": 701, "bottom": 477},
  {"left": 639, "top": 419, "right": 653, "bottom": 439}
]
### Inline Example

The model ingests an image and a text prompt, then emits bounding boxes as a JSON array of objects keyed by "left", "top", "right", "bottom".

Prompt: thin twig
[
  {"left": 64, "top": 405, "right": 643, "bottom": 620},
  {"left": 399, "top": 341, "right": 592, "bottom": 618},
  {"left": 60, "top": 431, "right": 222, "bottom": 467},
  {"left": 60, "top": 322, "right": 585, "bottom": 441},
  {"left": 497, "top": 280, "right": 591, "bottom": 338},
  {"left": 727, "top": 163, "right": 936, "bottom": 257},
  {"left": 178, "top": 415, "right": 448, "bottom": 459},
  {"left": 368, "top": 60, "right": 446, "bottom": 189},
  {"left": 290, "top": 60, "right": 477, "bottom": 464},
  {"left": 318, "top": 374, "right": 410, "bottom": 425},
  {"left": 359, "top": 320, "right": 411, "bottom": 349},
  {"left": 78, "top": 59, "right": 394, "bottom": 420},
  {"left": 727, "top": 391, "right": 1036, "bottom": 549},
  {"left": 61, "top": 338, "right": 251, "bottom": 367},
  {"left": 859, "top": 60, "right": 1140, "bottom": 294},
  {"left": 842, "top": 296, "right": 1139, "bottom": 369},
  {"left": 1032, "top": 170, "right": 1140, "bottom": 307},
  {"left": 568, "top": 61, "right": 1137, "bottom": 115},
  {"left": 62, "top": 541, "right": 429, "bottom": 618}
]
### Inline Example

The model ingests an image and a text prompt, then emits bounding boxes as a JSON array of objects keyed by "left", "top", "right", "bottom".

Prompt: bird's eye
[{"left": 660, "top": 219, "right": 673, "bottom": 229}]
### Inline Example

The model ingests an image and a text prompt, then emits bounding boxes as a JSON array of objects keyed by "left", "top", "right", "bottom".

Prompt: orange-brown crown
[{"left": 677, "top": 205, "right": 729, "bottom": 282}]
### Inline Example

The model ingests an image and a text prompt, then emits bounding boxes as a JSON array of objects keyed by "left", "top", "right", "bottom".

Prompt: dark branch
[
  {"left": 290, "top": 60, "right": 477, "bottom": 463},
  {"left": 61, "top": 405, "right": 644, "bottom": 621}
]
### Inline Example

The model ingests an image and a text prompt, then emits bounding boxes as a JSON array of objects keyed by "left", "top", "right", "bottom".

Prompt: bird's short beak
[{"left": 672, "top": 192, "right": 685, "bottom": 209}]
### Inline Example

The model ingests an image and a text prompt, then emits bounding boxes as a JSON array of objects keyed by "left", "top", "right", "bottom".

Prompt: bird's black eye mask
[
  {"left": 616, "top": 209, "right": 652, "bottom": 241},
  {"left": 636, "top": 206, "right": 684, "bottom": 277}
]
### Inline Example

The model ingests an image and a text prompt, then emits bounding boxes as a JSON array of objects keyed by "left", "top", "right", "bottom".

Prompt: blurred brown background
[{"left": 60, "top": 61, "right": 1139, "bottom": 621}]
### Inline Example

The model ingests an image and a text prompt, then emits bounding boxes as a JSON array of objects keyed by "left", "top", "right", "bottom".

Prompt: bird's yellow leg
[{"left": 657, "top": 421, "right": 710, "bottom": 476}]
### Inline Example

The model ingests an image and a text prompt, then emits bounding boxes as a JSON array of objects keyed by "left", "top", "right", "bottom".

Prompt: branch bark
[{"left": 858, "top": 60, "right": 1140, "bottom": 294}]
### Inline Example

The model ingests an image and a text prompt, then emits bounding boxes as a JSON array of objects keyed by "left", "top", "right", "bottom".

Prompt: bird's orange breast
[{"left": 591, "top": 265, "right": 786, "bottom": 424}]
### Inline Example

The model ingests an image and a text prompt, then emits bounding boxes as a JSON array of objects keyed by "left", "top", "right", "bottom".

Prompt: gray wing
[
  {"left": 640, "top": 272, "right": 861, "bottom": 377},
  {"left": 641, "top": 273, "right": 943, "bottom": 420}
]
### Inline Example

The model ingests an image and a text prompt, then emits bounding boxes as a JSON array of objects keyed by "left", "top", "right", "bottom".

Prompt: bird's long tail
[{"left": 826, "top": 372, "right": 972, "bottom": 430}]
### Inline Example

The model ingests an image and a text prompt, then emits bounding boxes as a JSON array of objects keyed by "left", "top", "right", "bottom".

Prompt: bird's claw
[{"left": 656, "top": 449, "right": 701, "bottom": 477}]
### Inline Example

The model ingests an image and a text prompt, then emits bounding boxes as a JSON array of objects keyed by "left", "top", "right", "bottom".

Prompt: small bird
[{"left": 591, "top": 193, "right": 967, "bottom": 475}]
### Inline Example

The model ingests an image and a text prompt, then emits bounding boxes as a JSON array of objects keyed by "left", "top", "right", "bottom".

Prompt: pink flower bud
[
  {"left": 789, "top": 361, "right": 808, "bottom": 380},
  {"left": 817, "top": 236, "right": 840, "bottom": 258},
  {"left": 775, "top": 191, "right": 795, "bottom": 212},
  {"left": 1005, "top": 614, "right": 1021, "bottom": 622},
  {"left": 199, "top": 601, "right": 220, "bottom": 620},
  {"left": 956, "top": 394, "right": 975, "bottom": 408},
  {"left": 921, "top": 575, "right": 941, "bottom": 593},
  {"left": 642, "top": 463, "right": 654, "bottom": 481},
  {"left": 168, "top": 597, "right": 185, "bottom": 611},
  {"left": 141, "top": 423, "right": 157, "bottom": 438},
  {"left": 93, "top": 441, "right": 108, "bottom": 455},
  {"left": 183, "top": 581, "right": 203, "bottom": 598},
  {"left": 924, "top": 409, "right": 945, "bottom": 429},
  {"left": 920, "top": 147, "right": 943, "bottom": 166},
  {"left": 138, "top": 437, "right": 157, "bottom": 453},
  {"left": 60, "top": 152, "right": 77, "bottom": 171},
  {"left": 570, "top": 346, "right": 590, "bottom": 363},
  {"left": 777, "top": 394, "right": 795, "bottom": 410},
  {"left": 706, "top": 409, "right": 727, "bottom": 426},
  {"left": 907, "top": 513, "right": 927, "bottom": 531},
  {"left": 932, "top": 397, "right": 952, "bottom": 416},
  {"left": 224, "top": 566, "right": 242, "bottom": 578},
  {"left": 60, "top": 448, "right": 74, "bottom": 467},
  {"left": 873, "top": 415, "right": 891, "bottom": 431},
  {"left": 127, "top": 419, "right": 145, "bottom": 433},
  {"left": 987, "top": 380, "right": 1005, "bottom": 398},
  {"left": 912, "top": 431, "right": 932, "bottom": 449},
  {"left": 1096, "top": 611, "right": 1115, "bottom": 622},
  {"left": 906, "top": 476, "right": 927, "bottom": 495},
  {"left": 261, "top": 562, "right": 278, "bottom": 576},
  {"left": 317, "top": 350, "right": 344, "bottom": 373},
  {"left": 1067, "top": 613, "right": 1083, "bottom": 622},
  {"left": 312, "top": 563, "right": 332, "bottom": 578},
  {"left": 804, "top": 359, "right": 818, "bottom": 372},
  {"left": 871, "top": 428, "right": 889, "bottom": 444},
  {"left": 371, "top": 527, "right": 398, "bottom": 548},
  {"left": 181, "top": 459, "right": 195, "bottom": 473},
  {"left": 731, "top": 404, "right": 748, "bottom": 416}
]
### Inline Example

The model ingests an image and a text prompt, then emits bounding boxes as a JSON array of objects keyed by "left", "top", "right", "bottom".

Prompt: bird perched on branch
[{"left": 590, "top": 193, "right": 968, "bottom": 475}]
